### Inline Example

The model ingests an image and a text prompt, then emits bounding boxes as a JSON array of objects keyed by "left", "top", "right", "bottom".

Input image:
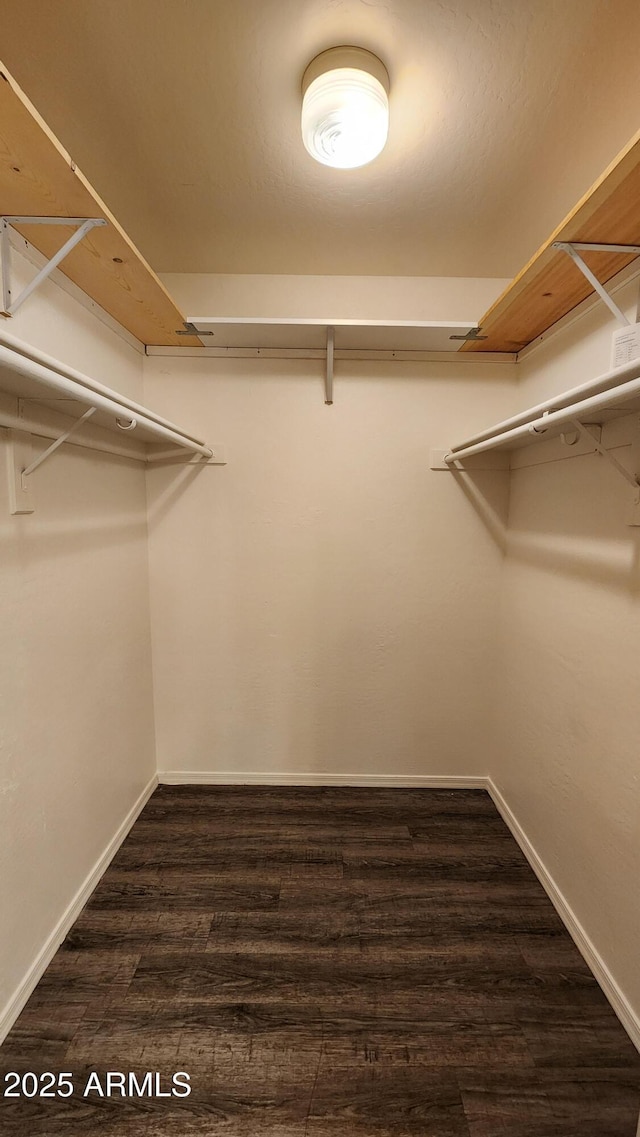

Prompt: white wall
[
  {"left": 0, "top": 250, "right": 156, "bottom": 1037},
  {"left": 2, "top": 249, "right": 639, "bottom": 1060},
  {"left": 161, "top": 273, "right": 510, "bottom": 325},
  {"left": 145, "top": 353, "right": 516, "bottom": 780},
  {"left": 493, "top": 278, "right": 640, "bottom": 1035}
]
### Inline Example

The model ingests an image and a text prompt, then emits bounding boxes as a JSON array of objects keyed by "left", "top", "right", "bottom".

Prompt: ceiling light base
[{"left": 302, "top": 47, "right": 389, "bottom": 98}]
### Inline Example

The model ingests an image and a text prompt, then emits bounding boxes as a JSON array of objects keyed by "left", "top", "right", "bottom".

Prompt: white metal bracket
[
  {"left": 325, "top": 325, "right": 334, "bottom": 405},
  {"left": 176, "top": 321, "right": 214, "bottom": 337},
  {"left": 448, "top": 328, "right": 489, "bottom": 342},
  {"left": 568, "top": 418, "right": 640, "bottom": 489},
  {"left": 1, "top": 216, "right": 108, "bottom": 316},
  {"left": 552, "top": 241, "right": 640, "bottom": 328},
  {"left": 568, "top": 418, "right": 640, "bottom": 525},
  {"left": 5, "top": 428, "right": 34, "bottom": 514},
  {"left": 22, "top": 407, "right": 98, "bottom": 478},
  {"left": 630, "top": 423, "right": 640, "bottom": 525},
  {"left": 5, "top": 409, "right": 100, "bottom": 514}
]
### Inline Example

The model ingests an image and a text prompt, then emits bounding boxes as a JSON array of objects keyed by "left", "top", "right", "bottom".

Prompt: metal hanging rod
[
  {"left": 444, "top": 368, "right": 640, "bottom": 465},
  {"left": 443, "top": 354, "right": 640, "bottom": 455},
  {"left": 0, "top": 326, "right": 206, "bottom": 443},
  {"left": 0, "top": 407, "right": 146, "bottom": 463},
  {"left": 0, "top": 343, "right": 213, "bottom": 459},
  {"left": 1, "top": 216, "right": 107, "bottom": 316}
]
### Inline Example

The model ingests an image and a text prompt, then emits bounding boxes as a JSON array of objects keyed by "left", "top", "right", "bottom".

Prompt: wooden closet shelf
[
  {"left": 0, "top": 61, "right": 200, "bottom": 348},
  {"left": 463, "top": 127, "right": 640, "bottom": 354}
]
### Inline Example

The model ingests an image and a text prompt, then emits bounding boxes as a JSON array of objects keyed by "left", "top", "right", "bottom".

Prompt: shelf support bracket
[
  {"left": 552, "top": 241, "right": 640, "bottom": 328},
  {"left": 22, "top": 407, "right": 98, "bottom": 478},
  {"left": 568, "top": 417, "right": 640, "bottom": 489},
  {"left": 1, "top": 216, "right": 108, "bottom": 316},
  {"left": 325, "top": 325, "right": 334, "bottom": 405}
]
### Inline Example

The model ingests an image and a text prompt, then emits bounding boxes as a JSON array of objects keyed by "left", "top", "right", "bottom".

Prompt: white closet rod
[
  {"left": 449, "top": 356, "right": 640, "bottom": 454},
  {"left": 446, "top": 371, "right": 640, "bottom": 463},
  {"left": 0, "top": 327, "right": 206, "bottom": 446},
  {"left": 0, "top": 407, "right": 146, "bottom": 463},
  {"left": 0, "top": 344, "right": 213, "bottom": 459}
]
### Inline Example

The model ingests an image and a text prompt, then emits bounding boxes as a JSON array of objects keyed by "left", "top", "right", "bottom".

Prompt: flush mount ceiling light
[{"left": 301, "top": 46, "right": 390, "bottom": 169}]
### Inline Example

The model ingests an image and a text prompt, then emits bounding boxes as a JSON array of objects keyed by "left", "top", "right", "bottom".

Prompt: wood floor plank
[
  {"left": 87, "top": 870, "right": 281, "bottom": 912},
  {"left": 301, "top": 1066, "right": 469, "bottom": 1136},
  {"left": 458, "top": 1067, "right": 640, "bottom": 1137},
  {"left": 63, "top": 912, "right": 213, "bottom": 953},
  {"left": 1, "top": 785, "right": 638, "bottom": 1135}
]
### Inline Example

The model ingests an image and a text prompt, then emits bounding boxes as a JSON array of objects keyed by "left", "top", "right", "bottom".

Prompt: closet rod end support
[{"left": 430, "top": 450, "right": 455, "bottom": 470}]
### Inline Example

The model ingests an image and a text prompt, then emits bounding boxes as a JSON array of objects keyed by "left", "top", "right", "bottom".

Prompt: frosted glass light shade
[{"left": 301, "top": 48, "right": 389, "bottom": 169}]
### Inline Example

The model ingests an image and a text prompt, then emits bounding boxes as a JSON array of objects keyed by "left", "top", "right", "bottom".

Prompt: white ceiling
[{"left": 3, "top": 0, "right": 640, "bottom": 277}]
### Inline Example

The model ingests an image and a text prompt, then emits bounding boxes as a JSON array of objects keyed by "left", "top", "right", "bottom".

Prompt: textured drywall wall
[
  {"left": 0, "top": 251, "right": 156, "bottom": 1032},
  {"left": 160, "top": 274, "right": 510, "bottom": 325},
  {"left": 144, "top": 354, "right": 516, "bottom": 778},
  {"left": 492, "top": 278, "right": 640, "bottom": 1028}
]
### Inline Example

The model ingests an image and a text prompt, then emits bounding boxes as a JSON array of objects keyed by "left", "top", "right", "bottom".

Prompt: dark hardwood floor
[{"left": 1, "top": 786, "right": 639, "bottom": 1135}]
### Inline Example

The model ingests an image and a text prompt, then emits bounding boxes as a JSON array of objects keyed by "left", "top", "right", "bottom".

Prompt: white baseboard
[
  {"left": 487, "top": 777, "right": 640, "bottom": 1052},
  {"left": 0, "top": 773, "right": 158, "bottom": 1046},
  {"left": 157, "top": 770, "right": 487, "bottom": 788}
]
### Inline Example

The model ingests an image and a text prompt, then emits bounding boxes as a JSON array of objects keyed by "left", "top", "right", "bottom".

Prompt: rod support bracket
[
  {"left": 4, "top": 428, "right": 34, "bottom": 514},
  {"left": 1, "top": 216, "right": 107, "bottom": 316},
  {"left": 568, "top": 418, "right": 640, "bottom": 492},
  {"left": 20, "top": 406, "right": 99, "bottom": 483}
]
